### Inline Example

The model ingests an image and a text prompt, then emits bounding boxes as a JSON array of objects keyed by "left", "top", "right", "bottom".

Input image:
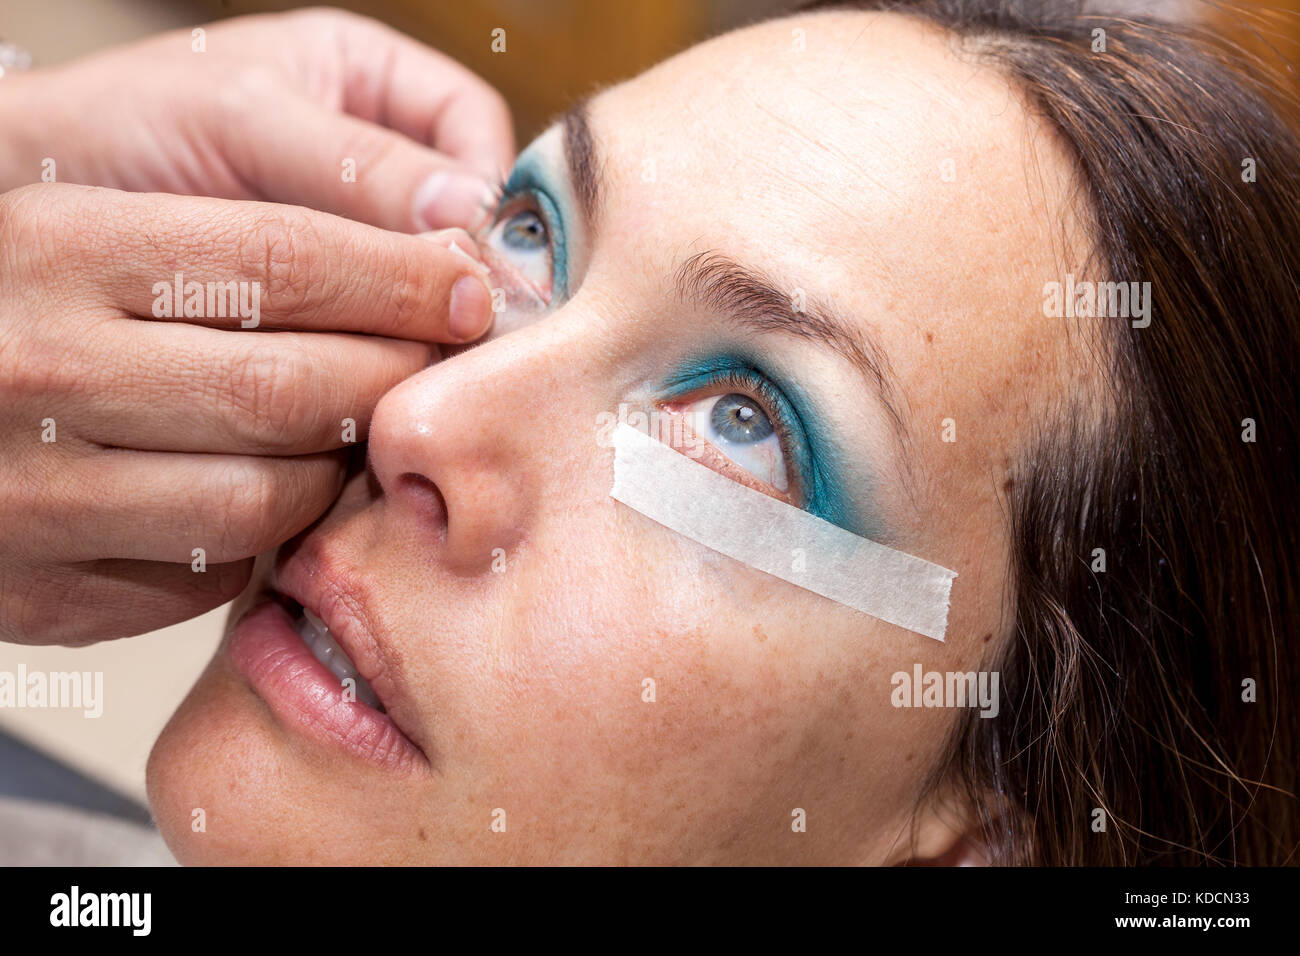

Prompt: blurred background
[
  {"left": 0, "top": 0, "right": 1296, "bottom": 863},
  {"left": 6, "top": 0, "right": 1299, "bottom": 144},
  {"left": 3, "top": 0, "right": 795, "bottom": 145}
]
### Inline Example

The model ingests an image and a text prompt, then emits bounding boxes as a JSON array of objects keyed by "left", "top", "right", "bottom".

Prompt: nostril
[{"left": 394, "top": 472, "right": 448, "bottom": 532}]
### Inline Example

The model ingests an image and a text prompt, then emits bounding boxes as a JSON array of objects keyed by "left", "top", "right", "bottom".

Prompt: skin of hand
[
  {"left": 0, "top": 182, "right": 496, "bottom": 645},
  {"left": 0, "top": 7, "right": 515, "bottom": 231}
]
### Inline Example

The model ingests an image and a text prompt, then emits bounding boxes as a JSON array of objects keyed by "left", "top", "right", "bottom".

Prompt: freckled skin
[{"left": 148, "top": 10, "right": 1094, "bottom": 864}]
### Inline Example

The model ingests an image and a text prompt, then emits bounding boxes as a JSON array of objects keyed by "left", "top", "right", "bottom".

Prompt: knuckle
[
  {"left": 237, "top": 208, "right": 328, "bottom": 320},
  {"left": 224, "top": 64, "right": 283, "bottom": 109},
  {"left": 220, "top": 346, "right": 319, "bottom": 449},
  {"left": 379, "top": 250, "right": 433, "bottom": 337},
  {"left": 0, "top": 183, "right": 74, "bottom": 278},
  {"left": 0, "top": 340, "right": 105, "bottom": 456},
  {"left": 215, "top": 465, "right": 283, "bottom": 558},
  {"left": 216, "top": 461, "right": 334, "bottom": 559},
  {"left": 1, "top": 564, "right": 68, "bottom": 644},
  {"left": 343, "top": 127, "right": 403, "bottom": 182}
]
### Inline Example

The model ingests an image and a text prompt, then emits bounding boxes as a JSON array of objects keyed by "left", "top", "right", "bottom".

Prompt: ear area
[{"left": 887, "top": 782, "right": 1001, "bottom": 866}]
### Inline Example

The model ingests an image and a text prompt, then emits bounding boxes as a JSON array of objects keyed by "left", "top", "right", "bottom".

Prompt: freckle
[
  {"left": 904, "top": 752, "right": 914, "bottom": 762},
  {"left": 982, "top": 632, "right": 993, "bottom": 644},
  {"left": 844, "top": 729, "right": 854, "bottom": 740},
  {"left": 418, "top": 828, "right": 427, "bottom": 842},
  {"left": 924, "top": 331, "right": 934, "bottom": 344},
  {"left": 753, "top": 625, "right": 768, "bottom": 643}
]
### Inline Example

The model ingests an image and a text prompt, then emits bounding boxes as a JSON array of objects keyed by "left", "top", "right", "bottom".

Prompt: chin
[
  {"left": 147, "top": 658, "right": 286, "bottom": 865},
  {"left": 148, "top": 651, "right": 460, "bottom": 865}
]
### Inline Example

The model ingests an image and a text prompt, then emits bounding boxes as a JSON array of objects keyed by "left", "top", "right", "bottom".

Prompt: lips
[{"left": 225, "top": 547, "right": 430, "bottom": 775}]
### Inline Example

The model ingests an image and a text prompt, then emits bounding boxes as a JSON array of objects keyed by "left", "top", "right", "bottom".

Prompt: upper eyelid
[
  {"left": 483, "top": 184, "right": 535, "bottom": 224},
  {"left": 479, "top": 173, "right": 513, "bottom": 220}
]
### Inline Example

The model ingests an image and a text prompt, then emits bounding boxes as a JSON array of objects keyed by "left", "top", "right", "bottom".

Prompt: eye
[
  {"left": 501, "top": 208, "right": 547, "bottom": 251},
  {"left": 485, "top": 199, "right": 554, "bottom": 301},
  {"left": 681, "top": 392, "right": 789, "bottom": 492}
]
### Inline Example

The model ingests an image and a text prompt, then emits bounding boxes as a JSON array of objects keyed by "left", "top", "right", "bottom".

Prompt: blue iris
[{"left": 711, "top": 394, "right": 775, "bottom": 443}]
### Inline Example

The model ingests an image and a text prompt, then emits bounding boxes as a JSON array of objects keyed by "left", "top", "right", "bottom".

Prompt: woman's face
[{"left": 149, "top": 11, "right": 1088, "bottom": 864}]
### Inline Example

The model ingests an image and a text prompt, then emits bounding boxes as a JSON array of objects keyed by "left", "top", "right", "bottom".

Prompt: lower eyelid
[
  {"left": 655, "top": 399, "right": 802, "bottom": 505},
  {"left": 479, "top": 242, "right": 549, "bottom": 311}
]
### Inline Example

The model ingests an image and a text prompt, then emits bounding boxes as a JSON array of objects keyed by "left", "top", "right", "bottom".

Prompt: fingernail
[
  {"left": 446, "top": 239, "right": 491, "bottom": 278},
  {"left": 449, "top": 275, "right": 493, "bottom": 341},
  {"left": 417, "top": 231, "right": 490, "bottom": 276},
  {"left": 415, "top": 170, "right": 496, "bottom": 231}
]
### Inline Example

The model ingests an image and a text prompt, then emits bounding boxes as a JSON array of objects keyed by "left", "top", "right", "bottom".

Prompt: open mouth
[
  {"left": 226, "top": 587, "right": 427, "bottom": 774},
  {"left": 279, "top": 595, "right": 385, "bottom": 713}
]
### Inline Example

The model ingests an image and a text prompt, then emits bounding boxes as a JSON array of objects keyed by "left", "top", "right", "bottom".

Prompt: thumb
[{"left": 217, "top": 87, "right": 498, "bottom": 232}]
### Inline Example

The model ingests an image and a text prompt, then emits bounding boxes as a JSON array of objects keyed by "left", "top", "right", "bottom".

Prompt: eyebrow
[
  {"left": 562, "top": 100, "right": 600, "bottom": 233},
  {"left": 674, "top": 252, "right": 910, "bottom": 447},
  {"left": 559, "top": 101, "right": 911, "bottom": 450}
]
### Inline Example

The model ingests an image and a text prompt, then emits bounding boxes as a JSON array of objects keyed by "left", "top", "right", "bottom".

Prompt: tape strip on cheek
[{"left": 609, "top": 423, "right": 957, "bottom": 642}]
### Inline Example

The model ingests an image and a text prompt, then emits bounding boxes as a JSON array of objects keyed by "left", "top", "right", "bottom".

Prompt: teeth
[
  {"left": 302, "top": 606, "right": 329, "bottom": 640},
  {"left": 293, "top": 607, "right": 383, "bottom": 710}
]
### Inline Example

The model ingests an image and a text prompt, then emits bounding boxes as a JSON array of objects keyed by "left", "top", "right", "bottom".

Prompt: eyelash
[
  {"left": 479, "top": 173, "right": 512, "bottom": 220},
  {"left": 664, "top": 366, "right": 809, "bottom": 500}
]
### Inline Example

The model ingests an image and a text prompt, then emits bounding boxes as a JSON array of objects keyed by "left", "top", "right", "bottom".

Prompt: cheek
[{"left": 435, "top": 507, "right": 951, "bottom": 861}]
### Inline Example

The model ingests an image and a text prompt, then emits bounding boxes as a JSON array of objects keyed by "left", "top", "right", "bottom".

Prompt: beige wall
[{"left": 1, "top": 0, "right": 201, "bottom": 66}]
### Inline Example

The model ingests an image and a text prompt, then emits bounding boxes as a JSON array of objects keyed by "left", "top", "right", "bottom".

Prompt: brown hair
[{"left": 808, "top": 0, "right": 1299, "bottom": 864}]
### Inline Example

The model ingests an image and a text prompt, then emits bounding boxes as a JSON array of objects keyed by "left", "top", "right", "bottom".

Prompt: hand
[
  {"left": 0, "top": 7, "right": 514, "bottom": 231},
  {"left": 0, "top": 182, "right": 495, "bottom": 645}
]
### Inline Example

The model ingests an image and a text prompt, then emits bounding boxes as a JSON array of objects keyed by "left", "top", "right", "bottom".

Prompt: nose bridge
[
  {"left": 367, "top": 310, "right": 605, "bottom": 571},
  {"left": 433, "top": 311, "right": 598, "bottom": 453}
]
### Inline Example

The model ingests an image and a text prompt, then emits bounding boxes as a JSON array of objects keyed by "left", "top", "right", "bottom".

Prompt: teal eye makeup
[{"left": 658, "top": 353, "right": 863, "bottom": 534}]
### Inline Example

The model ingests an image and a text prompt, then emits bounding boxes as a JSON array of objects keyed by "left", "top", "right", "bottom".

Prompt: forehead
[{"left": 586, "top": 10, "right": 1078, "bottom": 274}]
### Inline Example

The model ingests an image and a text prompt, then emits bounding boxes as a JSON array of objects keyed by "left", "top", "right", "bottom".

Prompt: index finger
[
  {"left": 67, "top": 186, "right": 496, "bottom": 342},
  {"left": 331, "top": 12, "right": 517, "bottom": 180}
]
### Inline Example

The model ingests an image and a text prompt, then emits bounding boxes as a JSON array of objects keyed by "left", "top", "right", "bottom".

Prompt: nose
[{"left": 366, "top": 319, "right": 589, "bottom": 573}]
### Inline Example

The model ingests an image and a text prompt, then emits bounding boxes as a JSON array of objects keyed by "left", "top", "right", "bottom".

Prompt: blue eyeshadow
[
  {"left": 658, "top": 352, "right": 870, "bottom": 536},
  {"left": 501, "top": 152, "right": 570, "bottom": 299}
]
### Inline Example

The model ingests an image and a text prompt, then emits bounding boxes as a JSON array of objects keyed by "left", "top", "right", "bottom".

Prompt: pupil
[
  {"left": 503, "top": 210, "right": 546, "bottom": 250},
  {"left": 712, "top": 394, "right": 773, "bottom": 443}
]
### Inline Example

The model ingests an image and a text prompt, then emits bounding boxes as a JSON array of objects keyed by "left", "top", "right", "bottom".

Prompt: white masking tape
[{"left": 609, "top": 423, "right": 956, "bottom": 642}]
